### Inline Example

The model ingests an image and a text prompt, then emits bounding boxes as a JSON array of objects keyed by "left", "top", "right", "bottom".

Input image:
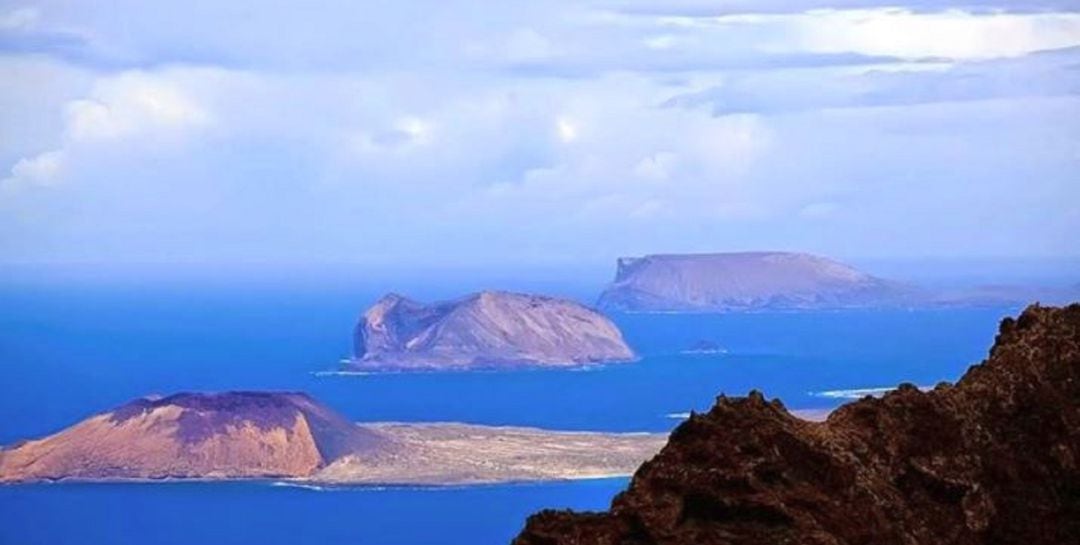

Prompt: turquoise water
[{"left": 0, "top": 281, "right": 1019, "bottom": 544}]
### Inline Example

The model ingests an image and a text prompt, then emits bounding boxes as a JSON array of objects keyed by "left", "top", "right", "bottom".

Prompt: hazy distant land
[
  {"left": 597, "top": 251, "right": 1080, "bottom": 313},
  {"left": 597, "top": 252, "right": 917, "bottom": 312}
]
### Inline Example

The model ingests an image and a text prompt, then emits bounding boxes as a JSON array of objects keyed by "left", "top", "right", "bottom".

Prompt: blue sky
[{"left": 1, "top": 1, "right": 1078, "bottom": 268}]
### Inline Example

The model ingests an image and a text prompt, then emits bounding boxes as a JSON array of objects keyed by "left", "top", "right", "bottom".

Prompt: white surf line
[
  {"left": 270, "top": 481, "right": 331, "bottom": 492},
  {"left": 310, "top": 370, "right": 376, "bottom": 377},
  {"left": 664, "top": 412, "right": 693, "bottom": 419},
  {"left": 811, "top": 385, "right": 934, "bottom": 399}
]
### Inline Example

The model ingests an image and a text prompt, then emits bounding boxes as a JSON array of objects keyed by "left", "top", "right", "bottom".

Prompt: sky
[{"left": 1, "top": 1, "right": 1079, "bottom": 271}]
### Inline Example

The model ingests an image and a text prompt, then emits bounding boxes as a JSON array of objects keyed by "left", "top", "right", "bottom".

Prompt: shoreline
[
  {"left": 2, "top": 473, "right": 636, "bottom": 488},
  {"left": 2, "top": 421, "right": 667, "bottom": 487},
  {"left": 327, "top": 356, "right": 641, "bottom": 375}
]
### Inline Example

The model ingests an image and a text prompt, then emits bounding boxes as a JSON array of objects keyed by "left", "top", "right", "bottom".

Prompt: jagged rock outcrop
[
  {"left": 514, "top": 304, "right": 1080, "bottom": 545},
  {"left": 0, "top": 392, "right": 388, "bottom": 482},
  {"left": 349, "top": 290, "right": 635, "bottom": 370},
  {"left": 597, "top": 252, "right": 915, "bottom": 312}
]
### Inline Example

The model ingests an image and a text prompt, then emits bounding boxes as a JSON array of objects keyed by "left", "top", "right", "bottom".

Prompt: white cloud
[
  {"left": 395, "top": 116, "right": 433, "bottom": 144},
  {"left": 447, "top": 100, "right": 773, "bottom": 232},
  {"left": 665, "top": 46, "right": 1080, "bottom": 115},
  {"left": 1, "top": 2, "right": 1078, "bottom": 263},
  {"left": 613, "top": 8, "right": 1080, "bottom": 61},
  {"left": 2, "top": 70, "right": 214, "bottom": 191},
  {"left": 65, "top": 74, "right": 211, "bottom": 142},
  {"left": 11, "top": 1, "right": 1076, "bottom": 80},
  {"left": 786, "top": 9, "right": 1080, "bottom": 60},
  {"left": 1, "top": 150, "right": 65, "bottom": 192},
  {"left": 555, "top": 116, "right": 579, "bottom": 143},
  {"left": 0, "top": 55, "right": 94, "bottom": 159}
]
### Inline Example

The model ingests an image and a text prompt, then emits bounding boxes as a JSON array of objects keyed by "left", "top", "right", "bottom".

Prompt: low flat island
[
  {"left": 0, "top": 392, "right": 665, "bottom": 486},
  {"left": 317, "top": 422, "right": 665, "bottom": 485}
]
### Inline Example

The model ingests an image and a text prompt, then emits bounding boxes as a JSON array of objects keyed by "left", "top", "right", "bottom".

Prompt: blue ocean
[{"left": 0, "top": 277, "right": 1019, "bottom": 545}]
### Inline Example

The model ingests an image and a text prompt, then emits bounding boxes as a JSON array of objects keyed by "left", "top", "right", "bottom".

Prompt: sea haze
[{"left": 0, "top": 273, "right": 1020, "bottom": 544}]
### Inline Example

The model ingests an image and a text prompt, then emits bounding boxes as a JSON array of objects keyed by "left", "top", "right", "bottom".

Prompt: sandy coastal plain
[{"left": 313, "top": 422, "right": 667, "bottom": 485}]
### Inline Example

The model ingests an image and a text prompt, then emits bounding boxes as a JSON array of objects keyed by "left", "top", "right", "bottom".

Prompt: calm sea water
[{"left": 0, "top": 280, "right": 1020, "bottom": 544}]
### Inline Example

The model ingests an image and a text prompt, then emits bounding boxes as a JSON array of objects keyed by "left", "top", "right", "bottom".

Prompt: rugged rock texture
[
  {"left": 350, "top": 291, "right": 635, "bottom": 370},
  {"left": 514, "top": 304, "right": 1080, "bottom": 545},
  {"left": 597, "top": 252, "right": 914, "bottom": 312},
  {"left": 0, "top": 392, "right": 388, "bottom": 482}
]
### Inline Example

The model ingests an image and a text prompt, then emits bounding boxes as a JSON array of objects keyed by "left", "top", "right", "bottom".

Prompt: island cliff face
[
  {"left": 514, "top": 304, "right": 1080, "bottom": 545},
  {"left": 597, "top": 252, "right": 912, "bottom": 312},
  {"left": 351, "top": 291, "right": 635, "bottom": 370},
  {"left": 0, "top": 392, "right": 388, "bottom": 482}
]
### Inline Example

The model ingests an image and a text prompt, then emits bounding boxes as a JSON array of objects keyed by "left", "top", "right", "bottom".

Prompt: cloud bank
[{"left": 1, "top": 1, "right": 1078, "bottom": 266}]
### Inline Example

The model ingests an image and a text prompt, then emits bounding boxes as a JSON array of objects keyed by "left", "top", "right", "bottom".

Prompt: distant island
[
  {"left": 347, "top": 290, "right": 635, "bottom": 371},
  {"left": 596, "top": 251, "right": 1080, "bottom": 313},
  {"left": 597, "top": 251, "right": 916, "bottom": 312},
  {"left": 681, "top": 339, "right": 727, "bottom": 355},
  {"left": 514, "top": 304, "right": 1080, "bottom": 544},
  {"left": 0, "top": 391, "right": 665, "bottom": 485}
]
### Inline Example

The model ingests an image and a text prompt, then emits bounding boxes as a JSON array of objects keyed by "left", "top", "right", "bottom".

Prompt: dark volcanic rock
[
  {"left": 597, "top": 252, "right": 916, "bottom": 312},
  {"left": 514, "top": 304, "right": 1080, "bottom": 545},
  {"left": 350, "top": 290, "right": 635, "bottom": 370},
  {"left": 111, "top": 392, "right": 304, "bottom": 444}
]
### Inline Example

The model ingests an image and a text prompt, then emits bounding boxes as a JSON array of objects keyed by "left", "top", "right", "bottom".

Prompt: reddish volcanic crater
[
  {"left": 110, "top": 392, "right": 312, "bottom": 444},
  {"left": 0, "top": 391, "right": 391, "bottom": 482}
]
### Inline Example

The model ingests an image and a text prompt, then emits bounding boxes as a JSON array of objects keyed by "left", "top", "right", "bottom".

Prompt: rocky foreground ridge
[
  {"left": 514, "top": 304, "right": 1080, "bottom": 544},
  {"left": 350, "top": 290, "right": 635, "bottom": 370}
]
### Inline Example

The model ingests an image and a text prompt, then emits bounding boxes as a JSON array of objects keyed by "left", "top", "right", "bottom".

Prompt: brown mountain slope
[
  {"left": 514, "top": 304, "right": 1080, "bottom": 545},
  {"left": 0, "top": 392, "right": 389, "bottom": 482}
]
